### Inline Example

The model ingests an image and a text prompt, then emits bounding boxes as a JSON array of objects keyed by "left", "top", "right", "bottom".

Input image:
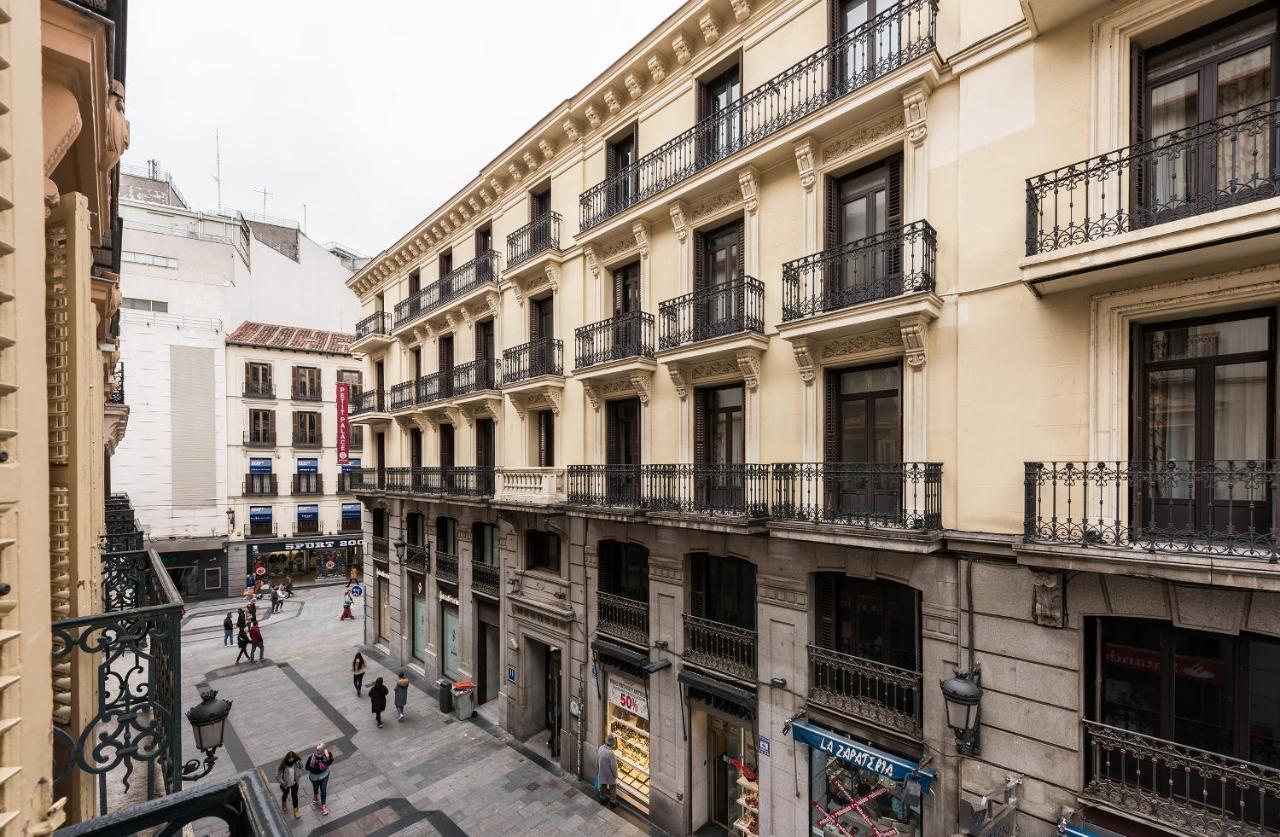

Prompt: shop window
[
  {"left": 809, "top": 732, "right": 921, "bottom": 836},
  {"left": 436, "top": 516, "right": 457, "bottom": 557},
  {"left": 203, "top": 567, "right": 222, "bottom": 591},
  {"left": 473, "top": 522, "right": 499, "bottom": 565},
  {"left": 526, "top": 530, "right": 561, "bottom": 574}
]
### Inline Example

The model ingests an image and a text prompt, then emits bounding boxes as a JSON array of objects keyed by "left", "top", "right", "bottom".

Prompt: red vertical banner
[{"left": 336, "top": 382, "right": 350, "bottom": 465}]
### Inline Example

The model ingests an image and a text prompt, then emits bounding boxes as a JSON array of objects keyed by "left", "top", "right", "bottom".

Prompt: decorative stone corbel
[
  {"left": 899, "top": 314, "right": 928, "bottom": 369},
  {"left": 730, "top": 0, "right": 751, "bottom": 22},
  {"left": 510, "top": 393, "right": 529, "bottom": 421},
  {"left": 446, "top": 406, "right": 468, "bottom": 429},
  {"left": 489, "top": 176, "right": 506, "bottom": 196},
  {"left": 445, "top": 311, "right": 463, "bottom": 334},
  {"left": 585, "top": 105, "right": 602, "bottom": 130},
  {"left": 794, "top": 136, "right": 817, "bottom": 192},
  {"left": 544, "top": 263, "right": 560, "bottom": 293},
  {"left": 632, "top": 220, "right": 651, "bottom": 257},
  {"left": 483, "top": 290, "right": 500, "bottom": 318},
  {"left": 604, "top": 89, "right": 622, "bottom": 115},
  {"left": 735, "top": 349, "right": 762, "bottom": 390},
  {"left": 101, "top": 80, "right": 130, "bottom": 174},
  {"left": 545, "top": 388, "right": 563, "bottom": 416},
  {"left": 423, "top": 322, "right": 436, "bottom": 340},
  {"left": 647, "top": 55, "right": 667, "bottom": 84},
  {"left": 584, "top": 244, "right": 601, "bottom": 278},
  {"left": 672, "top": 33, "right": 692, "bottom": 64},
  {"left": 669, "top": 201, "right": 689, "bottom": 243},
  {"left": 508, "top": 163, "right": 524, "bottom": 184},
  {"left": 699, "top": 12, "right": 720, "bottom": 45},
  {"left": 792, "top": 341, "right": 817, "bottom": 384},
  {"left": 480, "top": 188, "right": 493, "bottom": 206},
  {"left": 469, "top": 197, "right": 483, "bottom": 215},
  {"left": 539, "top": 139, "right": 556, "bottom": 161},
  {"left": 431, "top": 225, "right": 443, "bottom": 240},
  {"left": 629, "top": 372, "right": 652, "bottom": 404},
  {"left": 903, "top": 85, "right": 928, "bottom": 148},
  {"left": 667, "top": 365, "right": 688, "bottom": 400},
  {"left": 624, "top": 73, "right": 644, "bottom": 100},
  {"left": 737, "top": 166, "right": 760, "bottom": 214},
  {"left": 523, "top": 150, "right": 539, "bottom": 172},
  {"left": 459, "top": 306, "right": 472, "bottom": 328},
  {"left": 563, "top": 120, "right": 581, "bottom": 143},
  {"left": 1032, "top": 570, "right": 1067, "bottom": 628},
  {"left": 582, "top": 381, "right": 601, "bottom": 412}
]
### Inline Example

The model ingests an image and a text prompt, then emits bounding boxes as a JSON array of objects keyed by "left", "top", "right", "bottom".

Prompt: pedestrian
[
  {"left": 248, "top": 621, "right": 264, "bottom": 662},
  {"left": 284, "top": 576, "right": 294, "bottom": 598},
  {"left": 368, "top": 677, "right": 388, "bottom": 728},
  {"left": 222, "top": 612, "right": 234, "bottom": 646},
  {"left": 340, "top": 589, "right": 355, "bottom": 621},
  {"left": 247, "top": 598, "right": 258, "bottom": 624},
  {"left": 305, "top": 742, "right": 334, "bottom": 816},
  {"left": 270, "top": 585, "right": 281, "bottom": 613},
  {"left": 352, "top": 652, "right": 366, "bottom": 697},
  {"left": 394, "top": 671, "right": 409, "bottom": 721},
  {"left": 235, "top": 607, "right": 246, "bottom": 632},
  {"left": 234, "top": 627, "right": 251, "bottom": 663},
  {"left": 597, "top": 734, "right": 619, "bottom": 808},
  {"left": 275, "top": 750, "right": 303, "bottom": 819}
]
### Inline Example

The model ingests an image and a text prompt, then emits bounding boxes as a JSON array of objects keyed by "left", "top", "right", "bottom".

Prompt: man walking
[
  {"left": 597, "top": 735, "right": 618, "bottom": 808},
  {"left": 248, "top": 621, "right": 265, "bottom": 662},
  {"left": 270, "top": 585, "right": 281, "bottom": 614}
]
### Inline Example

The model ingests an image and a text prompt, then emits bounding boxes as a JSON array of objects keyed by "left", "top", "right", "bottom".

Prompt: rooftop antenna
[
  {"left": 302, "top": 203, "right": 308, "bottom": 234},
  {"left": 253, "top": 185, "right": 272, "bottom": 218},
  {"left": 212, "top": 130, "right": 222, "bottom": 212}
]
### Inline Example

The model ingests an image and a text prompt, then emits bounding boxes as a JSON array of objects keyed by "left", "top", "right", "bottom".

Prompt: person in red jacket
[{"left": 248, "top": 621, "right": 265, "bottom": 662}]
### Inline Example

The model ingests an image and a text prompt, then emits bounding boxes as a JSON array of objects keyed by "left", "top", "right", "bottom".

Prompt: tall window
[
  {"left": 436, "top": 517, "right": 457, "bottom": 557},
  {"left": 696, "top": 385, "right": 744, "bottom": 466},
  {"left": 292, "top": 366, "right": 321, "bottom": 400},
  {"left": 338, "top": 369, "right": 362, "bottom": 390},
  {"left": 293, "top": 411, "right": 321, "bottom": 447},
  {"left": 408, "top": 268, "right": 421, "bottom": 297},
  {"left": 695, "top": 220, "right": 745, "bottom": 337},
  {"left": 296, "top": 504, "right": 319, "bottom": 534},
  {"left": 607, "top": 129, "right": 638, "bottom": 208},
  {"left": 349, "top": 425, "right": 364, "bottom": 451},
  {"left": 824, "top": 155, "right": 902, "bottom": 306},
  {"left": 689, "top": 553, "right": 755, "bottom": 629},
  {"left": 599, "top": 541, "right": 648, "bottom": 602},
  {"left": 699, "top": 65, "right": 742, "bottom": 160},
  {"left": 526, "top": 530, "right": 561, "bottom": 574},
  {"left": 813, "top": 574, "right": 919, "bottom": 672},
  {"left": 248, "top": 409, "right": 275, "bottom": 445},
  {"left": 536, "top": 411, "right": 555, "bottom": 467},
  {"left": 473, "top": 522, "right": 499, "bottom": 566},
  {"left": 531, "top": 187, "right": 551, "bottom": 220},
  {"left": 245, "top": 362, "right": 273, "bottom": 397},
  {"left": 831, "top": 0, "right": 901, "bottom": 85}
]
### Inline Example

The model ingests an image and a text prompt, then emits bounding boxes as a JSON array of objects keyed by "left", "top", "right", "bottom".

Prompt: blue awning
[
  {"left": 1058, "top": 824, "right": 1098, "bottom": 837},
  {"left": 789, "top": 720, "right": 935, "bottom": 795}
]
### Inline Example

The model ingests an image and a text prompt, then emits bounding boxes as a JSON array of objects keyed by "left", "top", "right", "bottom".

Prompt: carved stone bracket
[
  {"left": 791, "top": 341, "right": 817, "bottom": 384},
  {"left": 669, "top": 201, "right": 690, "bottom": 243},
  {"left": 544, "top": 263, "right": 560, "bottom": 293},
  {"left": 903, "top": 85, "right": 928, "bottom": 148},
  {"left": 794, "top": 136, "right": 817, "bottom": 192},
  {"left": 735, "top": 349, "right": 762, "bottom": 390},
  {"left": 604, "top": 89, "right": 622, "bottom": 114},
  {"left": 584, "top": 244, "right": 600, "bottom": 278},
  {"left": 582, "top": 381, "right": 601, "bottom": 412},
  {"left": 508, "top": 163, "right": 523, "bottom": 184},
  {"left": 632, "top": 221, "right": 651, "bottom": 257},
  {"left": 585, "top": 105, "right": 602, "bottom": 130},
  {"left": 1032, "top": 570, "right": 1067, "bottom": 628},
  {"left": 899, "top": 314, "right": 928, "bottom": 369},
  {"left": 444, "top": 311, "right": 462, "bottom": 334},
  {"left": 647, "top": 54, "right": 667, "bottom": 84},
  {"left": 629, "top": 371, "right": 652, "bottom": 404},
  {"left": 624, "top": 73, "right": 644, "bottom": 100},
  {"left": 539, "top": 139, "right": 556, "bottom": 161},
  {"left": 672, "top": 33, "right": 692, "bottom": 65},
  {"left": 699, "top": 11, "right": 720, "bottom": 44},
  {"left": 737, "top": 166, "right": 760, "bottom": 215},
  {"left": 445, "top": 406, "right": 467, "bottom": 428},
  {"left": 667, "top": 364, "right": 689, "bottom": 400},
  {"left": 731, "top": 0, "right": 751, "bottom": 22},
  {"left": 563, "top": 120, "right": 581, "bottom": 143}
]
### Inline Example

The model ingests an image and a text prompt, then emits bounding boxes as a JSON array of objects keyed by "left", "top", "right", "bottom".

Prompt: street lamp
[
  {"left": 940, "top": 666, "right": 982, "bottom": 756},
  {"left": 393, "top": 538, "right": 407, "bottom": 561},
  {"left": 182, "top": 687, "right": 233, "bottom": 781},
  {"left": 225, "top": 507, "right": 235, "bottom": 532}
]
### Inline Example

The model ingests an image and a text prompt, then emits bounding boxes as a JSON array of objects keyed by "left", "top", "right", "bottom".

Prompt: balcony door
[
  {"left": 530, "top": 296, "right": 555, "bottom": 375},
  {"left": 695, "top": 385, "right": 745, "bottom": 511},
  {"left": 695, "top": 220, "right": 744, "bottom": 339},
  {"left": 476, "top": 418, "right": 495, "bottom": 495},
  {"left": 825, "top": 363, "right": 902, "bottom": 522},
  {"left": 476, "top": 319, "right": 495, "bottom": 387},
  {"left": 689, "top": 553, "right": 755, "bottom": 630},
  {"left": 612, "top": 262, "right": 641, "bottom": 356},
  {"left": 438, "top": 250, "right": 454, "bottom": 296},
  {"left": 440, "top": 423, "right": 455, "bottom": 470},
  {"left": 825, "top": 156, "right": 902, "bottom": 307},
  {"left": 607, "top": 130, "right": 638, "bottom": 209},
  {"left": 832, "top": 0, "right": 899, "bottom": 88},
  {"left": 1134, "top": 311, "right": 1274, "bottom": 540},
  {"left": 606, "top": 398, "right": 641, "bottom": 504},
  {"left": 439, "top": 335, "right": 454, "bottom": 397},
  {"left": 375, "top": 431, "right": 385, "bottom": 488},
  {"left": 410, "top": 428, "right": 423, "bottom": 470},
  {"left": 699, "top": 65, "right": 741, "bottom": 163}
]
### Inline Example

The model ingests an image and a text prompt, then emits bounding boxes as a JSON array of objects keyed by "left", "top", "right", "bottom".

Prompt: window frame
[{"left": 525, "top": 529, "right": 561, "bottom": 575}]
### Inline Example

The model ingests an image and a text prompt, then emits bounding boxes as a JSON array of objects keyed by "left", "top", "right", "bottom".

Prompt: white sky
[{"left": 121, "top": 1, "right": 681, "bottom": 256}]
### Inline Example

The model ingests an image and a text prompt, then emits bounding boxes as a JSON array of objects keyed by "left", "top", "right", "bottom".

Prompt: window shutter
[
  {"left": 613, "top": 269, "right": 624, "bottom": 317},
  {"left": 1130, "top": 44, "right": 1148, "bottom": 225},
  {"left": 735, "top": 218, "right": 746, "bottom": 280},
  {"left": 694, "top": 389, "right": 708, "bottom": 465},
  {"left": 267, "top": 410, "right": 276, "bottom": 440},
  {"left": 815, "top": 573, "right": 837, "bottom": 649},
  {"left": 244, "top": 363, "right": 252, "bottom": 391},
  {"left": 693, "top": 230, "right": 706, "bottom": 291},
  {"left": 606, "top": 403, "right": 620, "bottom": 465},
  {"left": 691, "top": 555, "right": 706, "bottom": 617},
  {"left": 529, "top": 301, "right": 541, "bottom": 342},
  {"left": 828, "top": 0, "right": 841, "bottom": 42},
  {"left": 825, "top": 176, "right": 841, "bottom": 249},
  {"left": 315, "top": 413, "right": 322, "bottom": 445},
  {"left": 824, "top": 368, "right": 840, "bottom": 462},
  {"left": 293, "top": 412, "right": 302, "bottom": 445},
  {"left": 886, "top": 154, "right": 904, "bottom": 277}
]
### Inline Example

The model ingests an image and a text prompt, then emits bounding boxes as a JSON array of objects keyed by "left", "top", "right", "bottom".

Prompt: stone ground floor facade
[{"left": 360, "top": 495, "right": 1280, "bottom": 837}]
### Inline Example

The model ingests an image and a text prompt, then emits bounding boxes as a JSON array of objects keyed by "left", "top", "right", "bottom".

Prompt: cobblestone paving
[{"left": 179, "top": 586, "right": 646, "bottom": 836}]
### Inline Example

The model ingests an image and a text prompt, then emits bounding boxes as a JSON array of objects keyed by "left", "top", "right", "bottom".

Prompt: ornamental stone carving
[
  {"left": 632, "top": 220, "right": 651, "bottom": 257},
  {"left": 669, "top": 201, "right": 690, "bottom": 243},
  {"left": 539, "top": 139, "right": 556, "bottom": 160},
  {"left": 699, "top": 11, "right": 720, "bottom": 44},
  {"left": 581, "top": 381, "right": 601, "bottom": 412},
  {"left": 822, "top": 327, "right": 902, "bottom": 360},
  {"left": 822, "top": 112, "right": 906, "bottom": 164},
  {"left": 629, "top": 372, "right": 652, "bottom": 404},
  {"left": 601, "top": 236, "right": 636, "bottom": 262},
  {"left": 691, "top": 188, "right": 742, "bottom": 221},
  {"left": 624, "top": 73, "right": 644, "bottom": 100},
  {"left": 672, "top": 33, "right": 692, "bottom": 65},
  {"left": 903, "top": 85, "right": 928, "bottom": 148},
  {"left": 792, "top": 341, "right": 817, "bottom": 384},
  {"left": 899, "top": 314, "right": 928, "bottom": 369},
  {"left": 480, "top": 188, "right": 493, "bottom": 205},
  {"left": 585, "top": 105, "right": 602, "bottom": 129},
  {"left": 731, "top": 0, "right": 751, "bottom": 22},
  {"left": 794, "top": 136, "right": 817, "bottom": 191},
  {"left": 508, "top": 163, "right": 523, "bottom": 184},
  {"left": 523, "top": 150, "right": 539, "bottom": 172},
  {"left": 647, "top": 55, "right": 667, "bottom": 84},
  {"left": 584, "top": 244, "right": 601, "bottom": 278},
  {"left": 604, "top": 89, "right": 622, "bottom": 115},
  {"left": 544, "top": 263, "right": 560, "bottom": 293},
  {"left": 1032, "top": 570, "right": 1067, "bottom": 628},
  {"left": 101, "top": 80, "right": 130, "bottom": 174},
  {"left": 736, "top": 350, "right": 762, "bottom": 390},
  {"left": 490, "top": 176, "right": 506, "bottom": 196},
  {"left": 691, "top": 359, "right": 738, "bottom": 380},
  {"left": 468, "top": 197, "right": 482, "bottom": 214},
  {"left": 563, "top": 119, "right": 581, "bottom": 143},
  {"left": 449, "top": 211, "right": 462, "bottom": 227},
  {"left": 668, "top": 365, "right": 688, "bottom": 400},
  {"left": 737, "top": 167, "right": 760, "bottom": 214}
]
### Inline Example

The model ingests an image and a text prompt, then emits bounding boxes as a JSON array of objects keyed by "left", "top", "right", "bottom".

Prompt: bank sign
[
  {"left": 282, "top": 537, "right": 363, "bottom": 550},
  {"left": 608, "top": 681, "right": 649, "bottom": 720}
]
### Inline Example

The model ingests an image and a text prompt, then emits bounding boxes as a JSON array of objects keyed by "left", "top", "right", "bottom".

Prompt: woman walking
[
  {"left": 339, "top": 589, "right": 355, "bottom": 621},
  {"left": 394, "top": 672, "right": 410, "bottom": 721},
  {"left": 222, "top": 612, "right": 234, "bottom": 646},
  {"left": 275, "top": 751, "right": 303, "bottom": 819},
  {"left": 352, "top": 652, "right": 366, "bottom": 697},
  {"left": 234, "top": 626, "right": 251, "bottom": 663},
  {"left": 305, "top": 742, "right": 334, "bottom": 816},
  {"left": 368, "top": 677, "right": 389, "bottom": 728}
]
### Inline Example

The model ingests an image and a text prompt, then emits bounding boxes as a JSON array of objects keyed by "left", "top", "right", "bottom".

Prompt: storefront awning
[
  {"left": 1059, "top": 825, "right": 1095, "bottom": 837},
  {"left": 592, "top": 638, "right": 649, "bottom": 673},
  {"left": 788, "top": 720, "right": 935, "bottom": 795},
  {"left": 678, "top": 667, "right": 756, "bottom": 719}
]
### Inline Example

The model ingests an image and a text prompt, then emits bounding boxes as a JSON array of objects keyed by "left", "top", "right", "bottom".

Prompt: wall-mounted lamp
[{"left": 940, "top": 665, "right": 982, "bottom": 756}]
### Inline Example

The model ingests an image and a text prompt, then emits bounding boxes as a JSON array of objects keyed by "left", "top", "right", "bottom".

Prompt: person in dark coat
[
  {"left": 248, "top": 621, "right": 264, "bottom": 661},
  {"left": 393, "top": 672, "right": 409, "bottom": 721},
  {"left": 235, "top": 608, "right": 247, "bottom": 631},
  {"left": 222, "top": 612, "right": 234, "bottom": 646},
  {"left": 368, "top": 677, "right": 389, "bottom": 728},
  {"left": 234, "top": 627, "right": 251, "bottom": 663}
]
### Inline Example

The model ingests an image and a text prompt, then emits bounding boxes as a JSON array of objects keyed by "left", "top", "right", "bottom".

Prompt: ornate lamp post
[
  {"left": 940, "top": 666, "right": 982, "bottom": 756},
  {"left": 181, "top": 688, "right": 233, "bottom": 780},
  {"left": 393, "top": 538, "right": 407, "bottom": 561}
]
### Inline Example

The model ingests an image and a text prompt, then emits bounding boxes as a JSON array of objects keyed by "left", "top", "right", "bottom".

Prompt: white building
[{"left": 111, "top": 163, "right": 361, "bottom": 598}]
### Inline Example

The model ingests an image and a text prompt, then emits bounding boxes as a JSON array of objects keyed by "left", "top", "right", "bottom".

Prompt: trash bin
[
  {"left": 436, "top": 679, "right": 453, "bottom": 714},
  {"left": 452, "top": 680, "right": 476, "bottom": 720}
]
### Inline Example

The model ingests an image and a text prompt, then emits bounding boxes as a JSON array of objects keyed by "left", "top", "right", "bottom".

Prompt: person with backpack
[
  {"left": 352, "top": 652, "right": 366, "bottom": 697},
  {"left": 222, "top": 612, "right": 234, "bottom": 646},
  {"left": 275, "top": 751, "right": 303, "bottom": 819},
  {"left": 339, "top": 589, "right": 355, "bottom": 621},
  {"left": 368, "top": 677, "right": 389, "bottom": 728},
  {"left": 305, "top": 742, "right": 334, "bottom": 816},
  {"left": 394, "top": 672, "right": 410, "bottom": 721},
  {"left": 248, "top": 621, "right": 264, "bottom": 662},
  {"left": 234, "top": 626, "right": 251, "bottom": 663}
]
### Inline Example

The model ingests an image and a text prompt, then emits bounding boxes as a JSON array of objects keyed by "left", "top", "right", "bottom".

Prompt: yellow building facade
[{"left": 349, "top": 0, "right": 1280, "bottom": 834}]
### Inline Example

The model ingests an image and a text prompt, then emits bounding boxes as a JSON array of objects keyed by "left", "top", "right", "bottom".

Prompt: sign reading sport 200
[{"left": 282, "top": 538, "right": 363, "bottom": 551}]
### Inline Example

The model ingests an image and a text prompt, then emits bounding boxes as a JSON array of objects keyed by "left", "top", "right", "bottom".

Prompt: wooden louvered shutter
[
  {"left": 606, "top": 403, "right": 619, "bottom": 465},
  {"left": 825, "top": 176, "right": 841, "bottom": 248},
  {"left": 828, "top": 0, "right": 842, "bottom": 42},
  {"left": 315, "top": 413, "right": 322, "bottom": 446},
  {"left": 267, "top": 410, "right": 276, "bottom": 442},
  {"left": 735, "top": 219, "right": 747, "bottom": 323},
  {"left": 886, "top": 155, "right": 904, "bottom": 278},
  {"left": 815, "top": 573, "right": 837, "bottom": 649},
  {"left": 693, "top": 230, "right": 706, "bottom": 291},
  {"left": 824, "top": 368, "right": 840, "bottom": 463},
  {"left": 529, "top": 301, "right": 541, "bottom": 341},
  {"left": 1130, "top": 45, "right": 1148, "bottom": 228},
  {"left": 613, "top": 269, "right": 624, "bottom": 317},
  {"left": 691, "top": 555, "right": 706, "bottom": 617},
  {"left": 735, "top": 219, "right": 745, "bottom": 280},
  {"left": 244, "top": 363, "right": 252, "bottom": 393},
  {"left": 292, "top": 412, "right": 301, "bottom": 446},
  {"left": 694, "top": 389, "right": 708, "bottom": 465}
]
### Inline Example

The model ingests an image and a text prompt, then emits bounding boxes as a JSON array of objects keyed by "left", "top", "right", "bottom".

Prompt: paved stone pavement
[{"left": 180, "top": 587, "right": 647, "bottom": 836}]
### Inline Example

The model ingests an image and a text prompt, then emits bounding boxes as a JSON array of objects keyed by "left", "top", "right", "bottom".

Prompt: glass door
[
  {"left": 698, "top": 222, "right": 743, "bottom": 340},
  {"left": 836, "top": 0, "right": 899, "bottom": 90},
  {"left": 832, "top": 165, "right": 890, "bottom": 307},
  {"left": 698, "top": 385, "right": 745, "bottom": 511},
  {"left": 700, "top": 65, "right": 741, "bottom": 164},
  {"left": 612, "top": 262, "right": 641, "bottom": 358},
  {"left": 606, "top": 398, "right": 642, "bottom": 504},
  {"left": 827, "top": 363, "right": 902, "bottom": 523}
]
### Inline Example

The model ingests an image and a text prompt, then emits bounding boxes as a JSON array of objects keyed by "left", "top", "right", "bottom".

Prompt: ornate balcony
[
  {"left": 471, "top": 560, "right": 500, "bottom": 598},
  {"left": 453, "top": 359, "right": 500, "bottom": 396},
  {"left": 658, "top": 277, "right": 764, "bottom": 351},
  {"left": 372, "top": 535, "right": 389, "bottom": 558},
  {"left": 683, "top": 613, "right": 756, "bottom": 683},
  {"left": 436, "top": 552, "right": 459, "bottom": 584},
  {"left": 495, "top": 467, "right": 565, "bottom": 506},
  {"left": 503, "top": 337, "right": 563, "bottom": 384},
  {"left": 404, "top": 544, "right": 430, "bottom": 573},
  {"left": 1081, "top": 719, "right": 1280, "bottom": 837},
  {"left": 567, "top": 465, "right": 644, "bottom": 510},
  {"left": 415, "top": 371, "right": 451, "bottom": 406},
  {"left": 506, "top": 210, "right": 562, "bottom": 271},
  {"left": 597, "top": 591, "right": 649, "bottom": 647},
  {"left": 807, "top": 644, "right": 923, "bottom": 739},
  {"left": 353, "top": 310, "right": 393, "bottom": 349},
  {"left": 575, "top": 311, "right": 655, "bottom": 369},
  {"left": 390, "top": 381, "right": 416, "bottom": 412},
  {"left": 350, "top": 388, "right": 387, "bottom": 418},
  {"left": 771, "top": 462, "right": 942, "bottom": 533},
  {"left": 108, "top": 361, "right": 125, "bottom": 404},
  {"left": 578, "top": 0, "right": 937, "bottom": 232},
  {"left": 393, "top": 251, "right": 500, "bottom": 329},
  {"left": 349, "top": 467, "right": 380, "bottom": 493},
  {"left": 645, "top": 464, "right": 771, "bottom": 519}
]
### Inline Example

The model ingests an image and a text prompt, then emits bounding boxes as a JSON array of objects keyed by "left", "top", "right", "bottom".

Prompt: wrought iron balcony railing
[
  {"left": 104, "top": 527, "right": 143, "bottom": 553},
  {"left": 453, "top": 358, "right": 500, "bottom": 395},
  {"left": 436, "top": 552, "right": 459, "bottom": 584},
  {"left": 503, "top": 338, "right": 563, "bottom": 384},
  {"left": 108, "top": 361, "right": 125, "bottom": 404},
  {"left": 350, "top": 389, "right": 386, "bottom": 415},
  {"left": 658, "top": 277, "right": 764, "bottom": 350},
  {"left": 507, "top": 210, "right": 562, "bottom": 268},
  {"left": 385, "top": 466, "right": 412, "bottom": 493},
  {"left": 294, "top": 519, "right": 320, "bottom": 535},
  {"left": 575, "top": 311, "right": 655, "bottom": 369},
  {"left": 416, "top": 371, "right": 451, "bottom": 404},
  {"left": 355, "top": 310, "right": 392, "bottom": 340},
  {"left": 292, "top": 473, "right": 323, "bottom": 495},
  {"left": 243, "top": 430, "right": 276, "bottom": 448},
  {"left": 807, "top": 644, "right": 922, "bottom": 739},
  {"left": 1082, "top": 719, "right": 1280, "bottom": 837},
  {"left": 647, "top": 463, "right": 770, "bottom": 517},
  {"left": 578, "top": 0, "right": 937, "bottom": 230},
  {"left": 772, "top": 462, "right": 942, "bottom": 531},
  {"left": 405, "top": 544, "right": 430, "bottom": 573},
  {"left": 390, "top": 381, "right": 416, "bottom": 412},
  {"left": 1027, "top": 96, "right": 1280, "bottom": 256},
  {"left": 340, "top": 516, "right": 363, "bottom": 532},
  {"left": 472, "top": 560, "right": 500, "bottom": 597},
  {"left": 348, "top": 467, "right": 380, "bottom": 492},
  {"left": 782, "top": 220, "right": 937, "bottom": 321},
  {"left": 372, "top": 535, "right": 389, "bottom": 558},
  {"left": 683, "top": 613, "right": 757, "bottom": 682},
  {"left": 393, "top": 251, "right": 500, "bottom": 328},
  {"left": 597, "top": 591, "right": 649, "bottom": 647},
  {"left": 244, "top": 473, "right": 278, "bottom": 496},
  {"left": 568, "top": 465, "right": 645, "bottom": 509},
  {"left": 1023, "top": 460, "right": 1279, "bottom": 559}
]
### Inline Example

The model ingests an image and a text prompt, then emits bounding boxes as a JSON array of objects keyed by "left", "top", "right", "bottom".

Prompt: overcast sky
[{"left": 122, "top": 1, "right": 679, "bottom": 256}]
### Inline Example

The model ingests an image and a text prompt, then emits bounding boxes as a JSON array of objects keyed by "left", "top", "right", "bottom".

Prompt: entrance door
[
  {"left": 478, "top": 620, "right": 501, "bottom": 704},
  {"left": 606, "top": 398, "right": 641, "bottom": 504},
  {"left": 696, "top": 385, "right": 745, "bottom": 511},
  {"left": 545, "top": 646, "right": 562, "bottom": 758},
  {"left": 696, "top": 222, "right": 744, "bottom": 340},
  {"left": 608, "top": 132, "right": 638, "bottom": 209},
  {"left": 709, "top": 718, "right": 733, "bottom": 830},
  {"left": 439, "top": 424, "right": 455, "bottom": 469},
  {"left": 412, "top": 579, "right": 427, "bottom": 661},
  {"left": 441, "top": 602, "right": 461, "bottom": 679},
  {"left": 825, "top": 363, "right": 902, "bottom": 522},
  {"left": 377, "top": 575, "right": 390, "bottom": 642}
]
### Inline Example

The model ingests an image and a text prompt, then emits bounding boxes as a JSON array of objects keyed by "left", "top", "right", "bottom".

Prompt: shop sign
[
  {"left": 439, "top": 591, "right": 460, "bottom": 606},
  {"left": 280, "top": 537, "right": 362, "bottom": 550},
  {"left": 1104, "top": 642, "right": 1227, "bottom": 684},
  {"left": 341, "top": 501, "right": 362, "bottom": 518},
  {"left": 758, "top": 737, "right": 770, "bottom": 757},
  {"left": 341, "top": 458, "right": 361, "bottom": 474},
  {"left": 608, "top": 681, "right": 649, "bottom": 720},
  {"left": 296, "top": 458, "right": 318, "bottom": 474},
  {"left": 507, "top": 665, "right": 517, "bottom": 683},
  {"left": 789, "top": 720, "right": 935, "bottom": 794},
  {"left": 297, "top": 505, "right": 319, "bottom": 522},
  {"left": 249, "top": 458, "right": 273, "bottom": 474},
  {"left": 336, "top": 383, "right": 350, "bottom": 465},
  {"left": 249, "top": 507, "right": 272, "bottom": 523}
]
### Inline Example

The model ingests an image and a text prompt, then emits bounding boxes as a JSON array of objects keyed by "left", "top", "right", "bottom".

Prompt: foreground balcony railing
[
  {"left": 350, "top": 388, "right": 386, "bottom": 415},
  {"left": 372, "top": 535, "right": 388, "bottom": 558},
  {"left": 355, "top": 310, "right": 392, "bottom": 341},
  {"left": 436, "top": 552, "right": 459, "bottom": 584},
  {"left": 244, "top": 474, "right": 278, "bottom": 496},
  {"left": 568, "top": 465, "right": 644, "bottom": 509},
  {"left": 683, "top": 613, "right": 756, "bottom": 682},
  {"left": 348, "top": 467, "right": 380, "bottom": 492},
  {"left": 575, "top": 311, "right": 655, "bottom": 369},
  {"left": 807, "top": 644, "right": 922, "bottom": 739},
  {"left": 292, "top": 473, "right": 323, "bottom": 495},
  {"left": 390, "top": 381, "right": 416, "bottom": 412},
  {"left": 567, "top": 464, "right": 769, "bottom": 516},
  {"left": 772, "top": 462, "right": 942, "bottom": 531},
  {"left": 1026, "top": 96, "right": 1280, "bottom": 256},
  {"left": 1082, "top": 719, "right": 1280, "bottom": 837},
  {"left": 243, "top": 381, "right": 274, "bottom": 399},
  {"left": 507, "top": 210, "right": 561, "bottom": 268},
  {"left": 453, "top": 358, "right": 500, "bottom": 395},
  {"left": 578, "top": 0, "right": 937, "bottom": 230},
  {"left": 385, "top": 466, "right": 412, "bottom": 492},
  {"left": 503, "top": 337, "right": 563, "bottom": 383},
  {"left": 108, "top": 361, "right": 125, "bottom": 404},
  {"left": 416, "top": 370, "right": 451, "bottom": 404},
  {"left": 354, "top": 466, "right": 496, "bottom": 498},
  {"left": 658, "top": 277, "right": 764, "bottom": 350},
  {"left": 782, "top": 220, "right": 937, "bottom": 321},
  {"left": 471, "top": 560, "right": 500, "bottom": 597},
  {"left": 1023, "top": 460, "right": 1279, "bottom": 559},
  {"left": 393, "top": 251, "right": 500, "bottom": 328},
  {"left": 597, "top": 591, "right": 649, "bottom": 647},
  {"left": 404, "top": 544, "right": 430, "bottom": 573}
]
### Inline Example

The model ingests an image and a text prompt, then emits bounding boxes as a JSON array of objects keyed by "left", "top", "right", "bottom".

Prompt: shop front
[
  {"left": 440, "top": 592, "right": 462, "bottom": 680},
  {"left": 606, "top": 676, "right": 651, "bottom": 813},
  {"left": 249, "top": 534, "right": 364, "bottom": 586},
  {"left": 679, "top": 668, "right": 759, "bottom": 836},
  {"left": 788, "top": 720, "right": 934, "bottom": 837},
  {"left": 409, "top": 571, "right": 427, "bottom": 664}
]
